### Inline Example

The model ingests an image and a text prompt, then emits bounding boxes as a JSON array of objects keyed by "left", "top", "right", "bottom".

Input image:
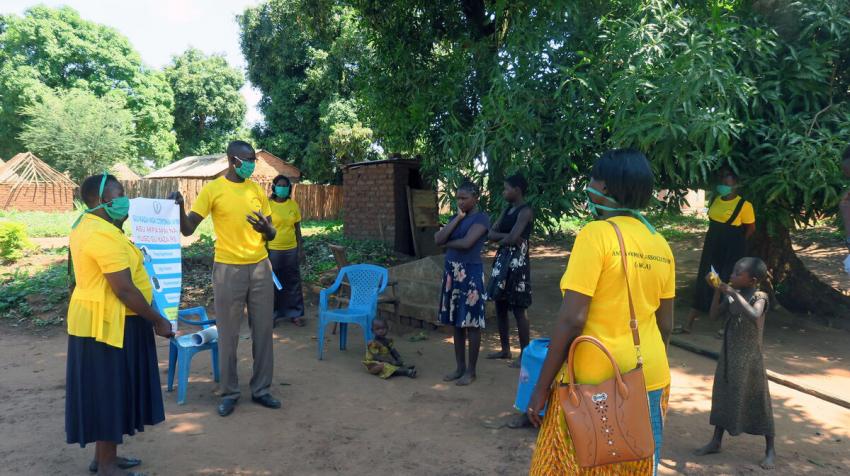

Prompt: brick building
[
  {"left": 0, "top": 152, "right": 77, "bottom": 211},
  {"left": 342, "top": 159, "right": 439, "bottom": 256}
]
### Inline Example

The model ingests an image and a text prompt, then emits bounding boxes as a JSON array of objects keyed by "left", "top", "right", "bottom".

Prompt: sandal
[
  {"left": 291, "top": 317, "right": 305, "bottom": 327},
  {"left": 507, "top": 413, "right": 532, "bottom": 429},
  {"left": 671, "top": 326, "right": 690, "bottom": 335},
  {"left": 89, "top": 457, "right": 142, "bottom": 473}
]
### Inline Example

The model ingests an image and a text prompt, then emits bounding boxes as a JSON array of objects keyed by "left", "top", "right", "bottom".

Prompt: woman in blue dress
[{"left": 435, "top": 180, "right": 491, "bottom": 386}]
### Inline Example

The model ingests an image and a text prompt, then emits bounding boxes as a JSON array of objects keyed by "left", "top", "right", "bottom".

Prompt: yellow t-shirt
[
  {"left": 191, "top": 176, "right": 272, "bottom": 265},
  {"left": 67, "top": 213, "right": 154, "bottom": 348},
  {"left": 268, "top": 199, "right": 302, "bottom": 251},
  {"left": 708, "top": 195, "right": 755, "bottom": 226},
  {"left": 559, "top": 216, "right": 675, "bottom": 391}
]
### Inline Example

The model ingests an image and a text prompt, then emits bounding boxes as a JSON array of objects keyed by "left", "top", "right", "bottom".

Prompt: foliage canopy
[
  {"left": 0, "top": 6, "right": 178, "bottom": 165},
  {"left": 239, "top": 0, "right": 376, "bottom": 182},
  {"left": 19, "top": 89, "right": 136, "bottom": 183},
  {"left": 165, "top": 48, "right": 248, "bottom": 157}
]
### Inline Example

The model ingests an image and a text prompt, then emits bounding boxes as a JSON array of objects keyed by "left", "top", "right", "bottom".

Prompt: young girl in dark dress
[
  {"left": 486, "top": 174, "right": 533, "bottom": 368},
  {"left": 435, "top": 180, "right": 490, "bottom": 386},
  {"left": 695, "top": 257, "right": 776, "bottom": 470}
]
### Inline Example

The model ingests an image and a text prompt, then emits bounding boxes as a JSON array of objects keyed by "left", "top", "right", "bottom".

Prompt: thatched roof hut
[
  {"left": 133, "top": 150, "right": 301, "bottom": 211},
  {"left": 110, "top": 163, "right": 142, "bottom": 181},
  {"left": 0, "top": 152, "right": 77, "bottom": 211},
  {"left": 145, "top": 150, "right": 300, "bottom": 181}
]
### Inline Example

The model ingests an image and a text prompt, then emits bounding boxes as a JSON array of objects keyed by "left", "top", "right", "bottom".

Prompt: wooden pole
[{"left": 670, "top": 338, "right": 850, "bottom": 410}]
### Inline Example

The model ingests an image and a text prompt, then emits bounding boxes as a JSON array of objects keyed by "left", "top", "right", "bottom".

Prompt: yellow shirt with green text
[{"left": 559, "top": 216, "right": 675, "bottom": 391}]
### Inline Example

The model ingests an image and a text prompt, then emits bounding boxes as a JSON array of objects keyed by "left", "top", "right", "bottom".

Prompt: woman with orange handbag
[{"left": 527, "top": 150, "right": 675, "bottom": 475}]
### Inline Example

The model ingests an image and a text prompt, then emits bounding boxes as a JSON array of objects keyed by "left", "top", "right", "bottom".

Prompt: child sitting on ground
[
  {"left": 695, "top": 257, "right": 776, "bottom": 470},
  {"left": 363, "top": 318, "right": 417, "bottom": 379}
]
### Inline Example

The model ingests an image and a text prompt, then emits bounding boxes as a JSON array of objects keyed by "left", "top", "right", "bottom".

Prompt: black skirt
[
  {"left": 65, "top": 315, "right": 165, "bottom": 447},
  {"left": 692, "top": 220, "right": 747, "bottom": 312},
  {"left": 485, "top": 239, "right": 532, "bottom": 309},
  {"left": 269, "top": 248, "right": 305, "bottom": 320}
]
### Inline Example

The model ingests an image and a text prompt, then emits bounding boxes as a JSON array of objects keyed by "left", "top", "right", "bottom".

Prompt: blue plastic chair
[
  {"left": 167, "top": 307, "right": 220, "bottom": 405},
  {"left": 318, "top": 264, "right": 388, "bottom": 360}
]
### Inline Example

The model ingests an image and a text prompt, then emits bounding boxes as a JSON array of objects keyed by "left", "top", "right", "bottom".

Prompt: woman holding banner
[
  {"left": 66, "top": 173, "right": 174, "bottom": 475},
  {"left": 268, "top": 175, "right": 306, "bottom": 327}
]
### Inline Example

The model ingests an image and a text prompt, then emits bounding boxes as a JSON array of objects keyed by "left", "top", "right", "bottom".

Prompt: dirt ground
[{"left": 2, "top": 240, "right": 850, "bottom": 475}]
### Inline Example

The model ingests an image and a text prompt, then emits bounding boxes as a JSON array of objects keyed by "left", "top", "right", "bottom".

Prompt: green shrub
[
  {"left": 0, "top": 263, "right": 69, "bottom": 326},
  {"left": 0, "top": 221, "right": 35, "bottom": 262}
]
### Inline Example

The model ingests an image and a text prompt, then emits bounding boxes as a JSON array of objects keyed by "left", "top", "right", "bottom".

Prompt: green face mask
[
  {"left": 72, "top": 172, "right": 130, "bottom": 228},
  {"left": 716, "top": 184, "right": 733, "bottom": 196},
  {"left": 274, "top": 185, "right": 290, "bottom": 198},
  {"left": 234, "top": 157, "right": 256, "bottom": 179},
  {"left": 585, "top": 186, "right": 656, "bottom": 234}
]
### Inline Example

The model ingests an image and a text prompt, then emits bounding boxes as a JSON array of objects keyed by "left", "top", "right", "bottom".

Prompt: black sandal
[{"left": 89, "top": 457, "right": 142, "bottom": 473}]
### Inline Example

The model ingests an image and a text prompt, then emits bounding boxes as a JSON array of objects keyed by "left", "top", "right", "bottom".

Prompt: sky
[{"left": 2, "top": 0, "right": 265, "bottom": 124}]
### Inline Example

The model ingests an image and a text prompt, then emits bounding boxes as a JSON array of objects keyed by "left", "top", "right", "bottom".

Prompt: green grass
[
  {"left": 0, "top": 263, "right": 69, "bottom": 327},
  {"left": 0, "top": 210, "right": 78, "bottom": 237},
  {"left": 0, "top": 208, "right": 341, "bottom": 240},
  {"left": 300, "top": 221, "right": 394, "bottom": 283}
]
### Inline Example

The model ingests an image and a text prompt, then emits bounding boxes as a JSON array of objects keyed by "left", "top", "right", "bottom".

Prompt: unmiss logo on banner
[{"left": 128, "top": 198, "right": 182, "bottom": 331}]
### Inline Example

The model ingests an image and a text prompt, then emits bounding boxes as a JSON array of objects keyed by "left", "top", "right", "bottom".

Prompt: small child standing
[
  {"left": 695, "top": 257, "right": 776, "bottom": 470},
  {"left": 363, "top": 318, "right": 418, "bottom": 379}
]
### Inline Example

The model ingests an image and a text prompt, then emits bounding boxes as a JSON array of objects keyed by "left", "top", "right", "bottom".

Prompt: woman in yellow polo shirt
[
  {"left": 676, "top": 167, "right": 756, "bottom": 334},
  {"left": 527, "top": 150, "right": 675, "bottom": 475},
  {"left": 268, "top": 175, "right": 306, "bottom": 327},
  {"left": 66, "top": 173, "right": 174, "bottom": 476}
]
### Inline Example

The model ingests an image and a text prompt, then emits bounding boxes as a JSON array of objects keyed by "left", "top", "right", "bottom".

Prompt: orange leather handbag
[{"left": 558, "top": 221, "right": 654, "bottom": 468}]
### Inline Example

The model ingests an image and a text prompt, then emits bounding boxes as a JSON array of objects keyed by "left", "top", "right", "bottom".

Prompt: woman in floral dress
[
  {"left": 435, "top": 180, "right": 491, "bottom": 386},
  {"left": 486, "top": 173, "right": 534, "bottom": 368}
]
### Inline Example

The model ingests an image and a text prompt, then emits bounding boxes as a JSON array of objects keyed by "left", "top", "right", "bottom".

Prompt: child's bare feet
[
  {"left": 760, "top": 448, "right": 776, "bottom": 470},
  {"left": 486, "top": 350, "right": 511, "bottom": 359},
  {"left": 443, "top": 368, "right": 465, "bottom": 382},
  {"left": 694, "top": 440, "right": 721, "bottom": 456},
  {"left": 456, "top": 370, "right": 476, "bottom": 386}
]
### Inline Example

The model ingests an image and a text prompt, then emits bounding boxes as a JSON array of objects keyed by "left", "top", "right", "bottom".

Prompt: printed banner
[{"left": 129, "top": 198, "right": 182, "bottom": 331}]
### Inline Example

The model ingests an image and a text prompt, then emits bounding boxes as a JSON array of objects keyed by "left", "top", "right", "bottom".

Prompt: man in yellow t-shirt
[{"left": 171, "top": 141, "right": 280, "bottom": 417}]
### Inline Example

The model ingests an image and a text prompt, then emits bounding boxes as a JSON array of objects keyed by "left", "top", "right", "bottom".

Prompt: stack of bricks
[
  {"left": 343, "top": 162, "right": 399, "bottom": 245},
  {"left": 0, "top": 184, "right": 76, "bottom": 211}
]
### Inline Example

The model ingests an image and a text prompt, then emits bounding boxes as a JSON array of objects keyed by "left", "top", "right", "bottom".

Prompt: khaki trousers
[{"left": 212, "top": 259, "right": 274, "bottom": 400}]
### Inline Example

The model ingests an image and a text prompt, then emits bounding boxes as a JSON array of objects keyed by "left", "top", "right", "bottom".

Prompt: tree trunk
[{"left": 749, "top": 223, "right": 850, "bottom": 319}]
